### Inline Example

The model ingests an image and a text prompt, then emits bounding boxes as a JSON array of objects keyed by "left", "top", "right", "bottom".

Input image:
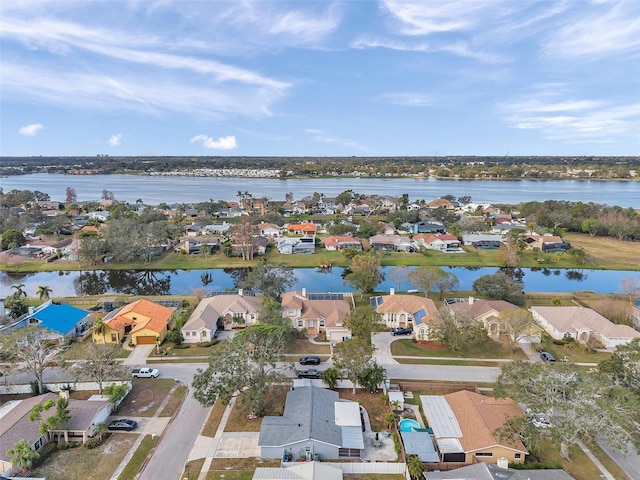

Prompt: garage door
[{"left": 136, "top": 335, "right": 156, "bottom": 345}]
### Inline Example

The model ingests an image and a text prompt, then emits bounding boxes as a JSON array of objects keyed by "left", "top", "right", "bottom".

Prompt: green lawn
[
  {"left": 117, "top": 435, "right": 158, "bottom": 480},
  {"left": 538, "top": 336, "right": 610, "bottom": 364},
  {"left": 390, "top": 336, "right": 528, "bottom": 360}
]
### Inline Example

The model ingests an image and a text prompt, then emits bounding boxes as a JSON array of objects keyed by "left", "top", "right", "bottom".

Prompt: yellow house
[
  {"left": 421, "top": 390, "right": 527, "bottom": 465},
  {"left": 93, "top": 299, "right": 173, "bottom": 346}
]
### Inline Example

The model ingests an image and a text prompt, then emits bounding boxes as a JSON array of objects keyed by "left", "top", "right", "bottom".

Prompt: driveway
[
  {"left": 122, "top": 345, "right": 155, "bottom": 366},
  {"left": 372, "top": 331, "right": 401, "bottom": 365}
]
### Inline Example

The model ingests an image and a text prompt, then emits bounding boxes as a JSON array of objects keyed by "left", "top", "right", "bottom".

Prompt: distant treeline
[{"left": 1, "top": 155, "right": 639, "bottom": 180}]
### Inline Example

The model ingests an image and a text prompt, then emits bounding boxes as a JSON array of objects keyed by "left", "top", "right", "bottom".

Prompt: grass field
[
  {"left": 117, "top": 378, "right": 177, "bottom": 417},
  {"left": 390, "top": 336, "right": 528, "bottom": 360}
]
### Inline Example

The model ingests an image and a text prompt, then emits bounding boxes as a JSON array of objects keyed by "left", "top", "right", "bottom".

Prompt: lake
[
  {"left": 1, "top": 174, "right": 638, "bottom": 208},
  {"left": 1, "top": 266, "right": 636, "bottom": 298}
]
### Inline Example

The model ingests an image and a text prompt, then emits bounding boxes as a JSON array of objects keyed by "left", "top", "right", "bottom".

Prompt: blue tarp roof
[{"left": 32, "top": 304, "right": 88, "bottom": 335}]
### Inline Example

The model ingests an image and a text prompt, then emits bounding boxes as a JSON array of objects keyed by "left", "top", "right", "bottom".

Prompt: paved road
[{"left": 596, "top": 437, "right": 640, "bottom": 480}]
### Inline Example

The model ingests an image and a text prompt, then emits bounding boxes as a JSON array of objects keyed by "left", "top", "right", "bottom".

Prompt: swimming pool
[{"left": 398, "top": 418, "right": 420, "bottom": 432}]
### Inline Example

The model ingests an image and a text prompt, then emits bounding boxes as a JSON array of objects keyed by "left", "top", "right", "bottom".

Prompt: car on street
[
  {"left": 108, "top": 419, "right": 138, "bottom": 431},
  {"left": 391, "top": 327, "right": 413, "bottom": 336},
  {"left": 540, "top": 351, "right": 556, "bottom": 362},
  {"left": 131, "top": 367, "right": 160, "bottom": 378},
  {"left": 297, "top": 368, "right": 323, "bottom": 379},
  {"left": 299, "top": 355, "right": 321, "bottom": 365}
]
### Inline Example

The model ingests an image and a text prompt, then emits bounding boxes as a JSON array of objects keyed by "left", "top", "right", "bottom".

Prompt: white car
[{"left": 532, "top": 416, "right": 552, "bottom": 429}]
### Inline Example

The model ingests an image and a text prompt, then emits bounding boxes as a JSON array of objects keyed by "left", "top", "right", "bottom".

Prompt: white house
[{"left": 530, "top": 306, "right": 640, "bottom": 349}]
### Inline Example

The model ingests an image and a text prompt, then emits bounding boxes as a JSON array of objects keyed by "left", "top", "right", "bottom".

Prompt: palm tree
[
  {"left": 407, "top": 455, "right": 425, "bottom": 479},
  {"left": 7, "top": 439, "right": 40, "bottom": 473},
  {"left": 93, "top": 317, "right": 109, "bottom": 344},
  {"left": 11, "top": 284, "right": 27, "bottom": 297},
  {"left": 92, "top": 422, "right": 109, "bottom": 443},
  {"left": 37, "top": 285, "right": 52, "bottom": 301}
]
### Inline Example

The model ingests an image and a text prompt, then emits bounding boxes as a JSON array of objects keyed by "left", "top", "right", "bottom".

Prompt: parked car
[
  {"left": 131, "top": 367, "right": 160, "bottom": 378},
  {"left": 540, "top": 351, "right": 556, "bottom": 362},
  {"left": 297, "top": 368, "right": 323, "bottom": 379},
  {"left": 391, "top": 327, "right": 412, "bottom": 336},
  {"left": 531, "top": 416, "right": 552, "bottom": 429},
  {"left": 108, "top": 419, "right": 138, "bottom": 431},
  {"left": 299, "top": 355, "right": 321, "bottom": 365}
]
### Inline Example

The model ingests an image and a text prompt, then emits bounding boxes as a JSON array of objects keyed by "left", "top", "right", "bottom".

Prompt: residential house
[
  {"left": 276, "top": 237, "right": 315, "bottom": 255},
  {"left": 16, "top": 301, "right": 90, "bottom": 344},
  {"left": 321, "top": 236, "right": 362, "bottom": 251},
  {"left": 282, "top": 290, "right": 353, "bottom": 342},
  {"left": 424, "top": 462, "right": 575, "bottom": 480},
  {"left": 428, "top": 198, "right": 455, "bottom": 210},
  {"left": 378, "top": 195, "right": 398, "bottom": 210},
  {"left": 287, "top": 222, "right": 318, "bottom": 237},
  {"left": 174, "top": 237, "right": 219, "bottom": 255},
  {"left": 0, "top": 392, "right": 111, "bottom": 476},
  {"left": 461, "top": 234, "right": 504, "bottom": 249},
  {"left": 257, "top": 222, "right": 282, "bottom": 238},
  {"left": 420, "top": 390, "right": 527, "bottom": 465},
  {"left": 259, "top": 386, "right": 364, "bottom": 460},
  {"left": 343, "top": 203, "right": 371, "bottom": 216},
  {"left": 202, "top": 222, "right": 232, "bottom": 235},
  {"left": 406, "top": 220, "right": 447, "bottom": 235},
  {"left": 230, "top": 236, "right": 269, "bottom": 258},
  {"left": 253, "top": 461, "right": 343, "bottom": 480},
  {"left": 182, "top": 291, "right": 262, "bottom": 341},
  {"left": 524, "top": 235, "right": 571, "bottom": 253},
  {"left": 413, "top": 233, "right": 462, "bottom": 253},
  {"left": 369, "top": 234, "right": 413, "bottom": 252},
  {"left": 370, "top": 290, "right": 438, "bottom": 339},
  {"left": 86, "top": 210, "right": 110, "bottom": 222},
  {"left": 446, "top": 297, "right": 521, "bottom": 338},
  {"left": 216, "top": 207, "right": 245, "bottom": 218},
  {"left": 241, "top": 197, "right": 268, "bottom": 215},
  {"left": 95, "top": 299, "right": 174, "bottom": 345},
  {"left": 184, "top": 223, "right": 204, "bottom": 237},
  {"left": 530, "top": 306, "right": 640, "bottom": 349}
]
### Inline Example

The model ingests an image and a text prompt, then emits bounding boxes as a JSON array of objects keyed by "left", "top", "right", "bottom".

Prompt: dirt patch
[
  {"left": 414, "top": 340, "right": 448, "bottom": 350},
  {"left": 116, "top": 378, "right": 176, "bottom": 417}
]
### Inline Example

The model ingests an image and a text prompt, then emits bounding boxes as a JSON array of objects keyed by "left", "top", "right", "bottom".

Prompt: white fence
[
  {"left": 0, "top": 380, "right": 130, "bottom": 395},
  {"left": 324, "top": 461, "right": 406, "bottom": 475}
]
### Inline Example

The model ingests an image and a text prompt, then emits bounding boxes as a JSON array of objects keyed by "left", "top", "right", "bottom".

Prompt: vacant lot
[
  {"left": 31, "top": 434, "right": 136, "bottom": 480},
  {"left": 224, "top": 385, "right": 289, "bottom": 432},
  {"left": 563, "top": 232, "right": 640, "bottom": 270},
  {"left": 117, "top": 378, "right": 177, "bottom": 417}
]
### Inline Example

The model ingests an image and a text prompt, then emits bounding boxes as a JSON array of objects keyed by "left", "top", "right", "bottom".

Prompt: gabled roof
[
  {"left": 182, "top": 294, "right": 262, "bottom": 332},
  {"left": 321, "top": 236, "right": 361, "bottom": 248},
  {"left": 425, "top": 462, "right": 576, "bottom": 480},
  {"left": 29, "top": 303, "right": 88, "bottom": 336},
  {"left": 259, "top": 387, "right": 342, "bottom": 448},
  {"left": 414, "top": 233, "right": 458, "bottom": 243},
  {"left": 253, "top": 461, "right": 343, "bottom": 480},
  {"left": 287, "top": 222, "right": 317, "bottom": 233}
]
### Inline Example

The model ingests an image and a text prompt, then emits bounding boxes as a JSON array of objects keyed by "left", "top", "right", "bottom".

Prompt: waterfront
[
  {"left": 1, "top": 174, "right": 638, "bottom": 208},
  {"left": 1, "top": 266, "right": 635, "bottom": 298}
]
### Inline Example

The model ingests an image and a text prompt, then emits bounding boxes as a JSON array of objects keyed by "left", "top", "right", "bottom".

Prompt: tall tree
[
  {"left": 500, "top": 229, "right": 526, "bottom": 267},
  {"left": 65, "top": 187, "right": 77, "bottom": 204},
  {"left": 37, "top": 285, "right": 52, "bottom": 301},
  {"left": 498, "top": 309, "right": 537, "bottom": 352},
  {"left": 620, "top": 275, "right": 640, "bottom": 305},
  {"left": 332, "top": 338, "right": 375, "bottom": 394},
  {"left": 473, "top": 272, "right": 525, "bottom": 306},
  {"left": 242, "top": 260, "right": 295, "bottom": 302},
  {"left": 434, "top": 271, "right": 459, "bottom": 300},
  {"left": 343, "top": 252, "right": 382, "bottom": 296},
  {"left": 92, "top": 318, "right": 109, "bottom": 344},
  {"left": 495, "top": 360, "right": 640, "bottom": 460},
  {"left": 407, "top": 455, "right": 425, "bottom": 480},
  {"left": 430, "top": 308, "right": 481, "bottom": 352},
  {"left": 387, "top": 265, "right": 409, "bottom": 291},
  {"left": 229, "top": 216, "right": 255, "bottom": 260},
  {"left": 73, "top": 344, "right": 128, "bottom": 394},
  {"left": 14, "top": 327, "right": 62, "bottom": 394},
  {"left": 344, "top": 305, "right": 384, "bottom": 344},
  {"left": 599, "top": 338, "right": 640, "bottom": 396},
  {"left": 192, "top": 324, "right": 290, "bottom": 416},
  {"left": 408, "top": 266, "right": 445, "bottom": 296}
]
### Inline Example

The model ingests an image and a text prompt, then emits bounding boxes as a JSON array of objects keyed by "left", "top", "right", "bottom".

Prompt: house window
[
  {"left": 515, "top": 453, "right": 521, "bottom": 459},
  {"left": 476, "top": 452, "right": 493, "bottom": 457},
  {"left": 298, "top": 320, "right": 304, "bottom": 328},
  {"left": 319, "top": 320, "right": 325, "bottom": 327},
  {"left": 308, "top": 319, "right": 315, "bottom": 327},
  {"left": 250, "top": 314, "right": 255, "bottom": 320},
  {"left": 111, "top": 333, "right": 117, "bottom": 342},
  {"left": 202, "top": 331, "right": 207, "bottom": 337},
  {"left": 288, "top": 309, "right": 296, "bottom": 315},
  {"left": 563, "top": 332, "right": 572, "bottom": 339}
]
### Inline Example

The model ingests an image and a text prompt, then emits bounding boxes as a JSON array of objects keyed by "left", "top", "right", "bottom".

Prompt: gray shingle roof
[{"left": 259, "top": 387, "right": 342, "bottom": 448}]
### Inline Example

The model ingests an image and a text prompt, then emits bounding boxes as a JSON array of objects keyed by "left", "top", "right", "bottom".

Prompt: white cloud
[
  {"left": 108, "top": 133, "right": 122, "bottom": 146},
  {"left": 500, "top": 90, "right": 640, "bottom": 143},
  {"left": 381, "top": 93, "right": 432, "bottom": 107},
  {"left": 18, "top": 123, "right": 43, "bottom": 136},
  {"left": 190, "top": 134, "right": 238, "bottom": 150}
]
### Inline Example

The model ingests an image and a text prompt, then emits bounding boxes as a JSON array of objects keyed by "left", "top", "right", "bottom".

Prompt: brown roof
[
  {"left": 532, "top": 306, "right": 640, "bottom": 339},
  {"left": 105, "top": 299, "right": 173, "bottom": 334},
  {"left": 182, "top": 294, "right": 262, "bottom": 332},
  {"left": 282, "top": 291, "right": 351, "bottom": 327},
  {"left": 428, "top": 198, "right": 455, "bottom": 209},
  {"left": 322, "top": 236, "right": 361, "bottom": 248},
  {"left": 445, "top": 390, "right": 527, "bottom": 454},
  {"left": 450, "top": 299, "right": 519, "bottom": 321},
  {"left": 374, "top": 294, "right": 438, "bottom": 318}
]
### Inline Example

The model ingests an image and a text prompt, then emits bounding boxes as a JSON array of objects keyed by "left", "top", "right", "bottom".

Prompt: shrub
[
  {"left": 58, "top": 441, "right": 79, "bottom": 450},
  {"left": 84, "top": 438, "right": 102, "bottom": 449},
  {"left": 196, "top": 340, "right": 218, "bottom": 348},
  {"left": 173, "top": 343, "right": 190, "bottom": 349}
]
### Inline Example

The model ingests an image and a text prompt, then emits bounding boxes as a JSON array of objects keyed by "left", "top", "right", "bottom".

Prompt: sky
[{"left": 1, "top": 0, "right": 639, "bottom": 158}]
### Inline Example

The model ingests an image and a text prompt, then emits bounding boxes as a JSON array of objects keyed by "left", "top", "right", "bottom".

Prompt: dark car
[
  {"left": 299, "top": 355, "right": 321, "bottom": 365},
  {"left": 391, "top": 327, "right": 412, "bottom": 336},
  {"left": 540, "top": 351, "right": 556, "bottom": 362},
  {"left": 297, "top": 368, "right": 323, "bottom": 379},
  {"left": 108, "top": 419, "right": 138, "bottom": 431}
]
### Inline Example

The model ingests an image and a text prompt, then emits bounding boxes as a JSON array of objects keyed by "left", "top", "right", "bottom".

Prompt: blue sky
[{"left": 1, "top": 0, "right": 639, "bottom": 157}]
